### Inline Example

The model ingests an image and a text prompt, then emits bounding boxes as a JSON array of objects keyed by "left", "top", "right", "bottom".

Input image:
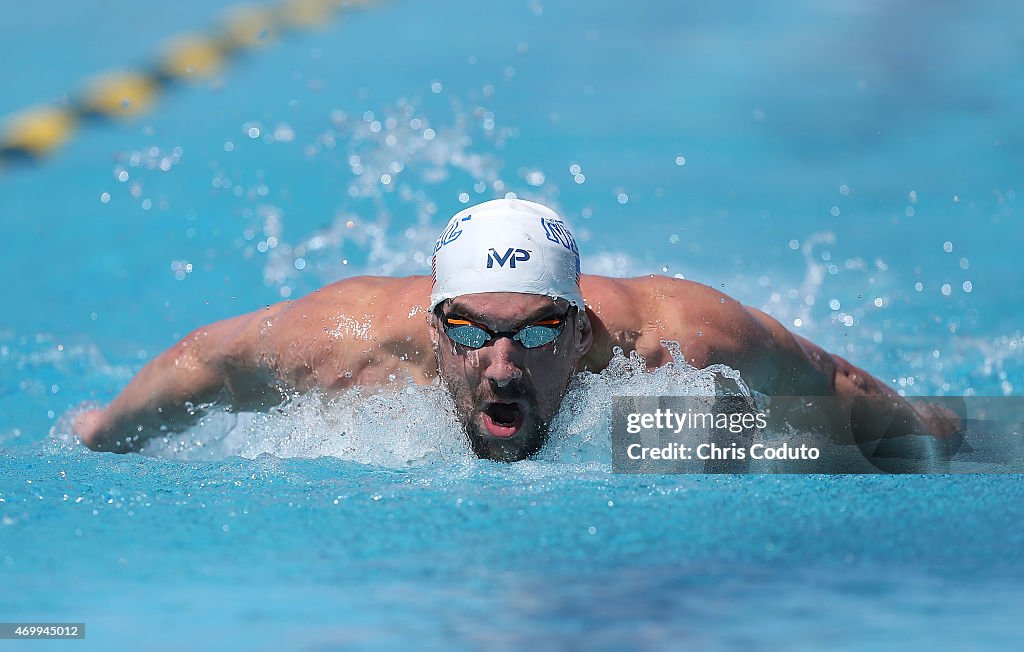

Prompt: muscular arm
[
  {"left": 631, "top": 275, "right": 956, "bottom": 445},
  {"left": 74, "top": 276, "right": 436, "bottom": 453},
  {"left": 730, "top": 304, "right": 958, "bottom": 444},
  {"left": 74, "top": 307, "right": 282, "bottom": 452}
]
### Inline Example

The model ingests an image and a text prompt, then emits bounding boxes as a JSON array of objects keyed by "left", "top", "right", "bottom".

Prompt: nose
[{"left": 483, "top": 336, "right": 524, "bottom": 388}]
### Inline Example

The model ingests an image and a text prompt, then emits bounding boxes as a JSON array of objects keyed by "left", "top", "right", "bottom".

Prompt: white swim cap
[{"left": 430, "top": 198, "right": 583, "bottom": 310}]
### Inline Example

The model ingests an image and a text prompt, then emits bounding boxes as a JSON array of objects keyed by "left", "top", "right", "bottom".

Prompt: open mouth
[{"left": 481, "top": 402, "right": 524, "bottom": 438}]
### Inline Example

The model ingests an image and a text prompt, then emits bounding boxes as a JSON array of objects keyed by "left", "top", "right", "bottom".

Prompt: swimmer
[{"left": 74, "top": 198, "right": 958, "bottom": 461}]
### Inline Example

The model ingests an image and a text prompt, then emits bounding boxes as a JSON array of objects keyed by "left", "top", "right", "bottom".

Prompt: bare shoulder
[
  {"left": 258, "top": 276, "right": 432, "bottom": 329},
  {"left": 661, "top": 276, "right": 766, "bottom": 358},
  {"left": 224, "top": 275, "right": 436, "bottom": 390},
  {"left": 309, "top": 275, "right": 431, "bottom": 307},
  {"left": 581, "top": 274, "right": 760, "bottom": 354},
  {"left": 581, "top": 274, "right": 737, "bottom": 316},
  {"left": 581, "top": 274, "right": 831, "bottom": 394}
]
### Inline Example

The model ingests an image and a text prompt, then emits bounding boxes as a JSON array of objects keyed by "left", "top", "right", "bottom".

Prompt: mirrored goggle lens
[
  {"left": 513, "top": 324, "right": 562, "bottom": 348},
  {"left": 445, "top": 324, "right": 490, "bottom": 348}
]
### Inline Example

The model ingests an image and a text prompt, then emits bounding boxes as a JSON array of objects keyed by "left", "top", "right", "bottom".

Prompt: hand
[{"left": 73, "top": 409, "right": 105, "bottom": 449}]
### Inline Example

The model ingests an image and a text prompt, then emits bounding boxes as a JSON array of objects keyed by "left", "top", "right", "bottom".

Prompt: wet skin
[
  {"left": 74, "top": 274, "right": 959, "bottom": 457},
  {"left": 430, "top": 294, "right": 593, "bottom": 462}
]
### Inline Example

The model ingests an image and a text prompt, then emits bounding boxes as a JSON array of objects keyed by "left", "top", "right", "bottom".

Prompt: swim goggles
[{"left": 439, "top": 308, "right": 572, "bottom": 349}]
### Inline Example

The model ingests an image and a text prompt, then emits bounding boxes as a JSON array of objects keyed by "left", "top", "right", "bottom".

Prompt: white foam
[
  {"left": 120, "top": 344, "right": 754, "bottom": 469},
  {"left": 138, "top": 381, "right": 470, "bottom": 465},
  {"left": 48, "top": 339, "right": 1020, "bottom": 473}
]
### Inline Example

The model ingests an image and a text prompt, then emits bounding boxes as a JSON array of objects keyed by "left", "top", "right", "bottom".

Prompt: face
[{"left": 430, "top": 292, "right": 593, "bottom": 461}]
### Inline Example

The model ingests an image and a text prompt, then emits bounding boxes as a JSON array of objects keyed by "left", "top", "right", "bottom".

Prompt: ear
[
  {"left": 575, "top": 310, "right": 593, "bottom": 358},
  {"left": 427, "top": 312, "right": 440, "bottom": 351}
]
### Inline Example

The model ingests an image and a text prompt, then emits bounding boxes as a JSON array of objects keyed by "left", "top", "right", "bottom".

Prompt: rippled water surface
[{"left": 1, "top": 0, "right": 1022, "bottom": 649}]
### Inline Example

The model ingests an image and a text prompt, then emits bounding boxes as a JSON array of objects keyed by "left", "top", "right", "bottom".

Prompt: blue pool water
[{"left": 2, "top": 1, "right": 1023, "bottom": 649}]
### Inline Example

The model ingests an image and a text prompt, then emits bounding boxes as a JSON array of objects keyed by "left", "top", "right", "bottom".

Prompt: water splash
[
  {"left": 48, "top": 345, "right": 751, "bottom": 470},
  {"left": 252, "top": 97, "right": 519, "bottom": 289},
  {"left": 539, "top": 344, "right": 756, "bottom": 465},
  {"left": 246, "top": 94, "right": 575, "bottom": 293}
]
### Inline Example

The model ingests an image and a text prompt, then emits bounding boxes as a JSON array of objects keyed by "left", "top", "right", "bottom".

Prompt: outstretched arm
[
  {"left": 74, "top": 276, "right": 435, "bottom": 453},
  {"left": 661, "top": 278, "right": 957, "bottom": 445},
  {"left": 738, "top": 305, "right": 959, "bottom": 443},
  {"left": 74, "top": 308, "right": 281, "bottom": 452}
]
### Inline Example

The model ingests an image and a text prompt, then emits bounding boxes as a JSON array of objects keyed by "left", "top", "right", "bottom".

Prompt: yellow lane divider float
[{"left": 0, "top": 0, "right": 372, "bottom": 168}]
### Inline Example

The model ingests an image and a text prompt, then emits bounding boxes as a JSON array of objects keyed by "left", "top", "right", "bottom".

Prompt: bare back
[
  {"left": 241, "top": 275, "right": 438, "bottom": 393},
  {"left": 249, "top": 274, "right": 835, "bottom": 398},
  {"left": 76, "top": 273, "right": 957, "bottom": 450}
]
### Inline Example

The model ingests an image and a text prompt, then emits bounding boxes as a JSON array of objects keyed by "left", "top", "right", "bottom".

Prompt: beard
[
  {"left": 439, "top": 371, "right": 551, "bottom": 462},
  {"left": 463, "top": 411, "right": 550, "bottom": 462}
]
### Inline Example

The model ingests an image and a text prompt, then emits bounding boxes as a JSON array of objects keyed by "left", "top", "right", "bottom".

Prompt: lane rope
[{"left": 0, "top": 0, "right": 373, "bottom": 171}]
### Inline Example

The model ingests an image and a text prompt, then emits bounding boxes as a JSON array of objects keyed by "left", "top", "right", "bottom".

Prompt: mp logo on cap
[{"left": 487, "top": 247, "right": 531, "bottom": 269}]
